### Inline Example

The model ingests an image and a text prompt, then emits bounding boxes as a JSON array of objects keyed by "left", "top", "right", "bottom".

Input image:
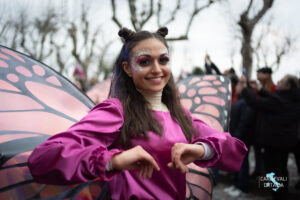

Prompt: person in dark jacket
[
  {"left": 241, "top": 74, "right": 300, "bottom": 200},
  {"left": 204, "top": 54, "right": 221, "bottom": 75},
  {"left": 225, "top": 79, "right": 256, "bottom": 196}
]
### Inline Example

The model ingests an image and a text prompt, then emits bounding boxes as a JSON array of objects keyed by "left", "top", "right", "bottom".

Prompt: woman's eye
[
  {"left": 160, "top": 57, "right": 169, "bottom": 64},
  {"left": 137, "top": 58, "right": 151, "bottom": 66}
]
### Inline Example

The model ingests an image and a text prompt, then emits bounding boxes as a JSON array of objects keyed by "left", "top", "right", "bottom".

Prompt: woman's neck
[{"left": 137, "top": 89, "right": 168, "bottom": 112}]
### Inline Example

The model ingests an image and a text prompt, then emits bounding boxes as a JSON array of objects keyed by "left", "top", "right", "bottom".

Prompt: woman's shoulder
[{"left": 90, "top": 98, "right": 124, "bottom": 115}]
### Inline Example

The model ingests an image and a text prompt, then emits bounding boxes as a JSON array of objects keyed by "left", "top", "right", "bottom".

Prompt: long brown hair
[{"left": 109, "top": 27, "right": 195, "bottom": 146}]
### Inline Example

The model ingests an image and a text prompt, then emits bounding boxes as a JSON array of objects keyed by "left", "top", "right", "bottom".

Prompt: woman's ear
[{"left": 122, "top": 61, "right": 133, "bottom": 77}]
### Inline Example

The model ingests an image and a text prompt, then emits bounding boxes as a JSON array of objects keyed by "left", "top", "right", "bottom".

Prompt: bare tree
[
  {"left": 253, "top": 16, "right": 296, "bottom": 72},
  {"left": 0, "top": 6, "right": 58, "bottom": 63},
  {"left": 270, "top": 36, "right": 294, "bottom": 71},
  {"left": 238, "top": 0, "right": 274, "bottom": 78},
  {"left": 0, "top": 19, "right": 12, "bottom": 46},
  {"left": 16, "top": 8, "right": 59, "bottom": 61},
  {"left": 96, "top": 39, "right": 115, "bottom": 79},
  {"left": 65, "top": 2, "right": 118, "bottom": 87},
  {"left": 50, "top": 35, "right": 70, "bottom": 74},
  {"left": 67, "top": 3, "right": 101, "bottom": 82},
  {"left": 111, "top": 0, "right": 218, "bottom": 41}
]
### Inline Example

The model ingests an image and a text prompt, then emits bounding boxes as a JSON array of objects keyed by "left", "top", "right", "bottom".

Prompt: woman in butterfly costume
[{"left": 28, "top": 27, "right": 247, "bottom": 200}]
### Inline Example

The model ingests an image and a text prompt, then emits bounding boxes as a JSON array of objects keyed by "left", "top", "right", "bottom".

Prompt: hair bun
[
  {"left": 118, "top": 27, "right": 136, "bottom": 42},
  {"left": 156, "top": 27, "right": 168, "bottom": 38}
]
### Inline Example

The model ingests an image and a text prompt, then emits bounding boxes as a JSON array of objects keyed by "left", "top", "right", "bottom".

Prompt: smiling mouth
[
  {"left": 146, "top": 76, "right": 163, "bottom": 80},
  {"left": 148, "top": 77, "right": 162, "bottom": 81}
]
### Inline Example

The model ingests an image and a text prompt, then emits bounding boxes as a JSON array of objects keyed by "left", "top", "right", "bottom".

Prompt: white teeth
[{"left": 150, "top": 77, "right": 161, "bottom": 80}]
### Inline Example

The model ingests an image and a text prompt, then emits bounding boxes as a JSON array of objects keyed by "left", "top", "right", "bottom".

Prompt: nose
[{"left": 151, "top": 60, "right": 162, "bottom": 73}]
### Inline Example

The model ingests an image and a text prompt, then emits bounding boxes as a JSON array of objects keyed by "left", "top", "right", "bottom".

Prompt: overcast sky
[{"left": 2, "top": 0, "right": 300, "bottom": 82}]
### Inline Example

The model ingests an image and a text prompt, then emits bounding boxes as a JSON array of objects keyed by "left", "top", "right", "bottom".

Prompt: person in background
[
  {"left": 224, "top": 68, "right": 239, "bottom": 104},
  {"left": 293, "top": 78, "right": 300, "bottom": 190},
  {"left": 294, "top": 122, "right": 300, "bottom": 190},
  {"left": 28, "top": 27, "right": 247, "bottom": 200},
  {"left": 241, "top": 74, "right": 300, "bottom": 200},
  {"left": 256, "top": 67, "right": 276, "bottom": 92},
  {"left": 88, "top": 77, "right": 98, "bottom": 90},
  {"left": 73, "top": 64, "right": 87, "bottom": 92},
  {"left": 251, "top": 67, "right": 277, "bottom": 179},
  {"left": 204, "top": 54, "right": 222, "bottom": 75},
  {"left": 224, "top": 77, "right": 256, "bottom": 197}
]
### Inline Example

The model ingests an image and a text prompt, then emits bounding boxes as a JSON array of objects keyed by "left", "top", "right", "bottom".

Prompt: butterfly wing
[
  {"left": 86, "top": 78, "right": 111, "bottom": 104},
  {"left": 0, "top": 45, "right": 108, "bottom": 199},
  {"left": 177, "top": 75, "right": 232, "bottom": 200},
  {"left": 177, "top": 75, "right": 231, "bottom": 132}
]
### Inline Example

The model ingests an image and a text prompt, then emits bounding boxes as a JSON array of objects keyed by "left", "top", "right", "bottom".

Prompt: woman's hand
[
  {"left": 110, "top": 145, "right": 160, "bottom": 179},
  {"left": 168, "top": 143, "right": 205, "bottom": 173}
]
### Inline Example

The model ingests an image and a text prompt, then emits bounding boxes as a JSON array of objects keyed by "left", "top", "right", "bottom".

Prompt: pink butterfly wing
[
  {"left": 177, "top": 75, "right": 232, "bottom": 200},
  {"left": 0, "top": 45, "right": 107, "bottom": 200}
]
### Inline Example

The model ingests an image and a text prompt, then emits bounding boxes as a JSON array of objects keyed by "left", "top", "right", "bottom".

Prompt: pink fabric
[{"left": 28, "top": 98, "right": 247, "bottom": 200}]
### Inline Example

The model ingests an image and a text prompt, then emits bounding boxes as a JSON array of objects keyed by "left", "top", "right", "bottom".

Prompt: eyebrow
[
  {"left": 135, "top": 53, "right": 169, "bottom": 58},
  {"left": 134, "top": 49, "right": 149, "bottom": 57}
]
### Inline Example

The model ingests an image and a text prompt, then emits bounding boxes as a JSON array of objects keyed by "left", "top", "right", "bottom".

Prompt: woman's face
[{"left": 122, "top": 38, "right": 171, "bottom": 92}]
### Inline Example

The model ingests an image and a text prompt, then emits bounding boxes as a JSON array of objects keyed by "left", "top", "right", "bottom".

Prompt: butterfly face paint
[
  {"left": 160, "top": 48, "right": 168, "bottom": 56},
  {"left": 130, "top": 47, "right": 170, "bottom": 73},
  {"left": 131, "top": 49, "right": 148, "bottom": 72},
  {"left": 127, "top": 38, "right": 171, "bottom": 92},
  {"left": 160, "top": 48, "right": 170, "bottom": 68}
]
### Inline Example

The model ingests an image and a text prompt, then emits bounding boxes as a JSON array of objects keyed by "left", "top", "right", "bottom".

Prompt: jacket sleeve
[
  {"left": 189, "top": 112, "right": 248, "bottom": 172},
  {"left": 242, "top": 88, "right": 279, "bottom": 112},
  {"left": 28, "top": 98, "right": 124, "bottom": 185},
  {"left": 211, "top": 62, "right": 222, "bottom": 75},
  {"left": 232, "top": 102, "right": 255, "bottom": 141}
]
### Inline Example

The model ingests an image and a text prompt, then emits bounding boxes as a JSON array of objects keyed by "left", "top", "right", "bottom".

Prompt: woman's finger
[
  {"left": 167, "top": 162, "right": 174, "bottom": 168},
  {"left": 148, "top": 164, "right": 153, "bottom": 178},
  {"left": 139, "top": 164, "right": 146, "bottom": 178},
  {"left": 174, "top": 155, "right": 187, "bottom": 173},
  {"left": 171, "top": 145, "right": 177, "bottom": 168},
  {"left": 143, "top": 164, "right": 148, "bottom": 179},
  {"left": 144, "top": 154, "right": 160, "bottom": 171},
  {"left": 171, "top": 143, "right": 188, "bottom": 173},
  {"left": 144, "top": 164, "right": 149, "bottom": 179}
]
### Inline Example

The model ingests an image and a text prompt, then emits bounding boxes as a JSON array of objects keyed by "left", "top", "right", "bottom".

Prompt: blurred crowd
[{"left": 202, "top": 55, "right": 300, "bottom": 200}]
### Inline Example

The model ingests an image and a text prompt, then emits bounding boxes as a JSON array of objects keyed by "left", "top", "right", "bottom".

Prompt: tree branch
[
  {"left": 139, "top": 0, "right": 153, "bottom": 30},
  {"left": 161, "top": 0, "right": 181, "bottom": 26},
  {"left": 251, "top": 0, "right": 274, "bottom": 26},
  {"left": 184, "top": 0, "right": 214, "bottom": 37},
  {"left": 129, "top": 0, "right": 139, "bottom": 30},
  {"left": 157, "top": 0, "right": 162, "bottom": 26},
  {"left": 96, "top": 39, "right": 115, "bottom": 79},
  {"left": 245, "top": 0, "right": 254, "bottom": 16},
  {"left": 111, "top": 0, "right": 122, "bottom": 29}
]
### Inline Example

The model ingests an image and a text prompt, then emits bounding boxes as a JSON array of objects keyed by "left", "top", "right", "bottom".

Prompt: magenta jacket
[{"left": 28, "top": 98, "right": 247, "bottom": 200}]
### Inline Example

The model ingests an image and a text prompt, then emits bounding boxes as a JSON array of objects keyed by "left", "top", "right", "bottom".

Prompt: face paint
[
  {"left": 134, "top": 66, "right": 143, "bottom": 72},
  {"left": 160, "top": 48, "right": 170, "bottom": 68},
  {"left": 135, "top": 49, "right": 149, "bottom": 57},
  {"left": 131, "top": 49, "right": 149, "bottom": 72},
  {"left": 160, "top": 48, "right": 168, "bottom": 55}
]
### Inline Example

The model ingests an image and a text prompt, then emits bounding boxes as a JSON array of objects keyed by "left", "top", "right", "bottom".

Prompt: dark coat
[
  {"left": 242, "top": 88, "right": 300, "bottom": 149},
  {"left": 230, "top": 97, "right": 256, "bottom": 147},
  {"left": 204, "top": 62, "right": 221, "bottom": 75}
]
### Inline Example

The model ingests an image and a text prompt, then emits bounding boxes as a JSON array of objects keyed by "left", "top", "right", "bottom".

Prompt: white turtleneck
[{"left": 137, "top": 89, "right": 169, "bottom": 112}]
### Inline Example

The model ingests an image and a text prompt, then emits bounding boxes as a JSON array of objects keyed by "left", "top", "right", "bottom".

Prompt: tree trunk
[{"left": 241, "top": 30, "right": 253, "bottom": 79}]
